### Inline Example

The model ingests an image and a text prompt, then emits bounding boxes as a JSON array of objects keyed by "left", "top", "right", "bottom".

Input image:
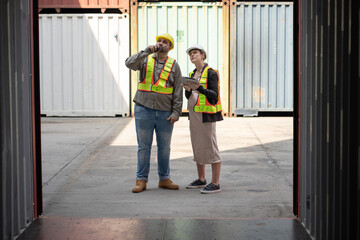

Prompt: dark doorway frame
[
  {"left": 293, "top": 0, "right": 300, "bottom": 217},
  {"left": 31, "top": 0, "right": 43, "bottom": 218}
]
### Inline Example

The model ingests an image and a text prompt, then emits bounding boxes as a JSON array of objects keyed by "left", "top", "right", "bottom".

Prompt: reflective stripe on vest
[
  {"left": 190, "top": 66, "right": 222, "bottom": 114},
  {"left": 138, "top": 54, "right": 175, "bottom": 94}
]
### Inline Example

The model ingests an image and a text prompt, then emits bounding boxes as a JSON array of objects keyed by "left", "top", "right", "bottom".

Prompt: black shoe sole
[{"left": 200, "top": 189, "right": 221, "bottom": 194}]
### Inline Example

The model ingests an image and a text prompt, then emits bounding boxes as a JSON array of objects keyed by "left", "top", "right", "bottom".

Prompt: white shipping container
[{"left": 39, "top": 14, "right": 130, "bottom": 116}]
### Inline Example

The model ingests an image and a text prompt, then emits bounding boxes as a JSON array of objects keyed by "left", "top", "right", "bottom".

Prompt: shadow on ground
[{"left": 41, "top": 117, "right": 294, "bottom": 219}]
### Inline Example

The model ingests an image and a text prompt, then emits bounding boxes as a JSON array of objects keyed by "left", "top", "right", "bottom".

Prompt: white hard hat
[{"left": 186, "top": 45, "right": 207, "bottom": 60}]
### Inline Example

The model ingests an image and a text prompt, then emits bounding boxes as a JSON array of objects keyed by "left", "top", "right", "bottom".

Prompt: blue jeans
[{"left": 134, "top": 105, "right": 174, "bottom": 182}]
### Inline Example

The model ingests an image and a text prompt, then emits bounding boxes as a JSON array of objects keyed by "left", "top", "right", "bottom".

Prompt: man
[{"left": 125, "top": 33, "right": 183, "bottom": 193}]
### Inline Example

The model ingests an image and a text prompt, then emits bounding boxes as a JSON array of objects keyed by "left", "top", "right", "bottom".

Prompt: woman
[{"left": 183, "top": 45, "right": 223, "bottom": 194}]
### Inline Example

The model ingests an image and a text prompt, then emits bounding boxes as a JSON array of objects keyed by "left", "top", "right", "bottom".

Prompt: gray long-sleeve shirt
[{"left": 125, "top": 47, "right": 183, "bottom": 120}]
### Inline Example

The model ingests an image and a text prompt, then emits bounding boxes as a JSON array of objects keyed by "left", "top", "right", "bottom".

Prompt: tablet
[{"left": 182, "top": 77, "right": 199, "bottom": 85}]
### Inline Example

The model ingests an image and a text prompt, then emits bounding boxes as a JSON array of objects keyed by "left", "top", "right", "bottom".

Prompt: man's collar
[{"left": 152, "top": 53, "right": 168, "bottom": 63}]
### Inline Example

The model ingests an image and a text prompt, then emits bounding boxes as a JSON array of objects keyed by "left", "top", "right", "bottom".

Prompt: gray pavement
[{"left": 41, "top": 116, "right": 294, "bottom": 219}]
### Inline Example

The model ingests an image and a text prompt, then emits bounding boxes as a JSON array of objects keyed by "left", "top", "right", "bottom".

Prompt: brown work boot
[
  {"left": 158, "top": 179, "right": 179, "bottom": 190},
  {"left": 132, "top": 180, "right": 146, "bottom": 193}
]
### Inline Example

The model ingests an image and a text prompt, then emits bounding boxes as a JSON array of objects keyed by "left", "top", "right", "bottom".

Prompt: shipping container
[
  {"left": 0, "top": 0, "right": 41, "bottom": 239},
  {"left": 230, "top": 2, "right": 293, "bottom": 116},
  {"left": 295, "top": 0, "right": 360, "bottom": 239},
  {"left": 39, "top": 0, "right": 130, "bottom": 13},
  {"left": 131, "top": 1, "right": 229, "bottom": 113},
  {"left": 39, "top": 13, "right": 130, "bottom": 116},
  {"left": 2, "top": 1, "right": 360, "bottom": 240}
]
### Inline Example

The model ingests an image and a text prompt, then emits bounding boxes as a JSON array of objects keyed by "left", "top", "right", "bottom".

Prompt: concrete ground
[{"left": 41, "top": 116, "right": 294, "bottom": 219}]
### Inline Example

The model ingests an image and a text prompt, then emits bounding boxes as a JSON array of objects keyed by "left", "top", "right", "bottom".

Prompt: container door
[
  {"left": 136, "top": 1, "right": 225, "bottom": 112},
  {"left": 230, "top": 2, "right": 293, "bottom": 116},
  {"left": 39, "top": 14, "right": 130, "bottom": 116}
]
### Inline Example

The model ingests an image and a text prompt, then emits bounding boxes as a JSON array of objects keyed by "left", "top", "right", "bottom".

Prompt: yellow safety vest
[
  {"left": 190, "top": 66, "right": 222, "bottom": 113},
  {"left": 138, "top": 54, "right": 175, "bottom": 94}
]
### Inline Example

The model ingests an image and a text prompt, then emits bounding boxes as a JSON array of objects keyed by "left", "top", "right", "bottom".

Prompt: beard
[{"left": 158, "top": 48, "right": 170, "bottom": 54}]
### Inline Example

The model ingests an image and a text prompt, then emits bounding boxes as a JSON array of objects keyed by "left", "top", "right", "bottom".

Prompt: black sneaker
[
  {"left": 200, "top": 183, "right": 221, "bottom": 194},
  {"left": 186, "top": 179, "right": 207, "bottom": 189}
]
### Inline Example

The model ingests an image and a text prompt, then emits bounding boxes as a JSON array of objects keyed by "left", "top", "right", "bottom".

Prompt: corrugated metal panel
[
  {"left": 230, "top": 2, "right": 293, "bottom": 116},
  {"left": 39, "top": 0, "right": 130, "bottom": 13},
  {"left": 39, "top": 14, "right": 130, "bottom": 116},
  {"left": 0, "top": 0, "right": 35, "bottom": 239},
  {"left": 297, "top": 0, "right": 360, "bottom": 239},
  {"left": 136, "top": 2, "right": 224, "bottom": 111}
]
